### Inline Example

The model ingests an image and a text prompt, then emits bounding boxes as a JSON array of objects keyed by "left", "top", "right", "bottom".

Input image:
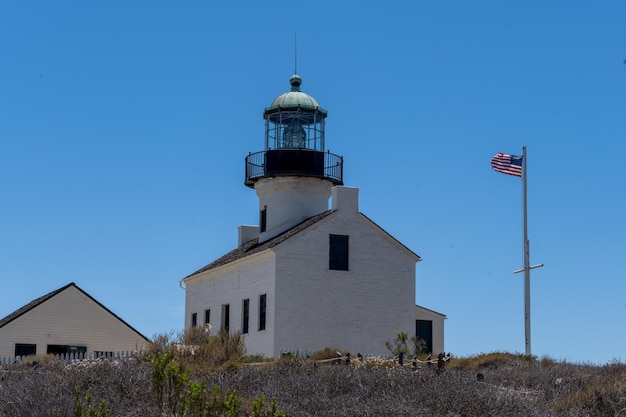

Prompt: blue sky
[{"left": 1, "top": 1, "right": 625, "bottom": 364}]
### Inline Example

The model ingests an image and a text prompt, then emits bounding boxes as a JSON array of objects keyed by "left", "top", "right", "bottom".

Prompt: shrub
[
  {"left": 385, "top": 332, "right": 427, "bottom": 358},
  {"left": 149, "top": 328, "right": 247, "bottom": 374},
  {"left": 309, "top": 347, "right": 345, "bottom": 362},
  {"left": 70, "top": 387, "right": 111, "bottom": 417},
  {"left": 3, "top": 344, "right": 626, "bottom": 417},
  {"left": 447, "top": 351, "right": 536, "bottom": 370},
  {"left": 249, "top": 394, "right": 285, "bottom": 417}
]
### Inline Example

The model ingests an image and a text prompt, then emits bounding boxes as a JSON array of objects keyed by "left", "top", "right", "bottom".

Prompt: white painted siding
[
  {"left": 273, "top": 209, "right": 419, "bottom": 357},
  {"left": 184, "top": 251, "right": 276, "bottom": 357},
  {"left": 183, "top": 186, "right": 445, "bottom": 359},
  {"left": 0, "top": 286, "right": 147, "bottom": 358}
]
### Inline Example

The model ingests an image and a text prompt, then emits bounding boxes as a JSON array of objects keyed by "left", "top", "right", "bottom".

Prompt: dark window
[
  {"left": 204, "top": 309, "right": 211, "bottom": 326},
  {"left": 15, "top": 343, "right": 36, "bottom": 358},
  {"left": 258, "top": 294, "right": 267, "bottom": 331},
  {"left": 47, "top": 345, "right": 87, "bottom": 357},
  {"left": 260, "top": 207, "right": 267, "bottom": 233},
  {"left": 416, "top": 320, "right": 433, "bottom": 354},
  {"left": 329, "top": 234, "right": 349, "bottom": 270},
  {"left": 242, "top": 299, "right": 250, "bottom": 334},
  {"left": 191, "top": 312, "right": 197, "bottom": 327},
  {"left": 221, "top": 304, "right": 230, "bottom": 332},
  {"left": 94, "top": 351, "right": 115, "bottom": 359}
]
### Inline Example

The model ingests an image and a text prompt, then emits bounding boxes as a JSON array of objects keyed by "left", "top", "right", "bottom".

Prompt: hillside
[{"left": 1, "top": 349, "right": 625, "bottom": 417}]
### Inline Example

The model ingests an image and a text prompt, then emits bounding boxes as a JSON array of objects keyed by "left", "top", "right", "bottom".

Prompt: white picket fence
[{"left": 0, "top": 350, "right": 140, "bottom": 366}]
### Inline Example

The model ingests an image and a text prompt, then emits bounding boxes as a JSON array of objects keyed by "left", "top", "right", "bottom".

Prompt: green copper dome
[{"left": 264, "top": 75, "right": 327, "bottom": 117}]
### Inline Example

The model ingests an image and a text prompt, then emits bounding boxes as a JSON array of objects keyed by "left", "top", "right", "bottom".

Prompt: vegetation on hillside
[{"left": 1, "top": 329, "right": 625, "bottom": 416}]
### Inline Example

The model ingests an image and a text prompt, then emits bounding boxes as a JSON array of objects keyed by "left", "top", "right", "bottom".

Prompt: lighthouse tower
[{"left": 245, "top": 74, "right": 343, "bottom": 242}]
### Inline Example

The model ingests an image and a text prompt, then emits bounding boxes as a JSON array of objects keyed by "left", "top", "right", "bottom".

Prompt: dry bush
[
  {"left": 309, "top": 347, "right": 344, "bottom": 361},
  {"left": 2, "top": 348, "right": 626, "bottom": 417},
  {"left": 148, "top": 328, "right": 246, "bottom": 373},
  {"left": 447, "top": 351, "right": 536, "bottom": 370},
  {"left": 550, "top": 361, "right": 626, "bottom": 416},
  {"left": 0, "top": 356, "right": 154, "bottom": 417}
]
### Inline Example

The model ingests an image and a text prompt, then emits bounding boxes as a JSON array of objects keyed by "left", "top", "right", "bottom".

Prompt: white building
[
  {"left": 0, "top": 282, "right": 149, "bottom": 360},
  {"left": 182, "top": 75, "right": 445, "bottom": 358}
]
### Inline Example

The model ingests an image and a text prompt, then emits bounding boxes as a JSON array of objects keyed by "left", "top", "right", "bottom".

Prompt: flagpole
[
  {"left": 493, "top": 147, "right": 543, "bottom": 355},
  {"left": 522, "top": 146, "right": 531, "bottom": 355}
]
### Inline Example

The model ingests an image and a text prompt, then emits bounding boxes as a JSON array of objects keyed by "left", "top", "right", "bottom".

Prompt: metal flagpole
[
  {"left": 514, "top": 146, "right": 543, "bottom": 355},
  {"left": 493, "top": 147, "right": 543, "bottom": 355},
  {"left": 522, "top": 146, "right": 531, "bottom": 355}
]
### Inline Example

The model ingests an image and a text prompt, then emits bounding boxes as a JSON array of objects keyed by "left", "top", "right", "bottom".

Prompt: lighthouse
[
  {"left": 182, "top": 73, "right": 445, "bottom": 359},
  {"left": 244, "top": 74, "right": 343, "bottom": 242}
]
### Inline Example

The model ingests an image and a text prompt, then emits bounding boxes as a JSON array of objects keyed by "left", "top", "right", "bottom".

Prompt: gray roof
[
  {"left": 184, "top": 208, "right": 421, "bottom": 279},
  {"left": 0, "top": 282, "right": 150, "bottom": 342},
  {"left": 185, "top": 210, "right": 333, "bottom": 278},
  {"left": 0, "top": 283, "right": 71, "bottom": 329},
  {"left": 416, "top": 304, "right": 447, "bottom": 318}
]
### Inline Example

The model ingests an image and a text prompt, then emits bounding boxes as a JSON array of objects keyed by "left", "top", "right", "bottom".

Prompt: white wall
[
  {"left": 0, "top": 286, "right": 147, "bottom": 358},
  {"left": 272, "top": 207, "right": 419, "bottom": 357},
  {"left": 184, "top": 251, "right": 276, "bottom": 357},
  {"left": 184, "top": 186, "right": 444, "bottom": 359},
  {"left": 255, "top": 176, "right": 332, "bottom": 242}
]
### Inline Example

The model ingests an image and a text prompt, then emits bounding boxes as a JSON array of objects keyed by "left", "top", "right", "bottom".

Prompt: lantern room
[
  {"left": 245, "top": 75, "right": 343, "bottom": 188},
  {"left": 264, "top": 74, "right": 326, "bottom": 151}
]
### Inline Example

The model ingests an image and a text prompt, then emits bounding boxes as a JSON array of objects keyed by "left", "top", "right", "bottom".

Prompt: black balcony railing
[{"left": 245, "top": 149, "right": 343, "bottom": 187}]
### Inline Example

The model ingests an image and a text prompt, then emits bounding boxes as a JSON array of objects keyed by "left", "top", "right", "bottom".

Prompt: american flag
[{"left": 491, "top": 152, "right": 523, "bottom": 177}]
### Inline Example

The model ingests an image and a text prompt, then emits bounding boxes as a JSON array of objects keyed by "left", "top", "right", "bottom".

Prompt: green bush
[
  {"left": 147, "top": 335, "right": 285, "bottom": 417},
  {"left": 249, "top": 394, "right": 285, "bottom": 417},
  {"left": 70, "top": 387, "right": 111, "bottom": 417},
  {"left": 385, "top": 332, "right": 427, "bottom": 358}
]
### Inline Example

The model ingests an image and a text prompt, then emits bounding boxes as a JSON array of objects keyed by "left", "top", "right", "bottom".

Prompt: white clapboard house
[
  {"left": 182, "top": 74, "right": 445, "bottom": 358},
  {"left": 0, "top": 282, "right": 149, "bottom": 360}
]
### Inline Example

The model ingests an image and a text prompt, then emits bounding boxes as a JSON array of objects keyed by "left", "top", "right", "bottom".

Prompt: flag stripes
[{"left": 491, "top": 152, "right": 522, "bottom": 177}]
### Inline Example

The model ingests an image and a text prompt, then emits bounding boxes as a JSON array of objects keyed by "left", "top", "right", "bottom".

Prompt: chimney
[
  {"left": 331, "top": 186, "right": 359, "bottom": 212},
  {"left": 238, "top": 225, "right": 259, "bottom": 247}
]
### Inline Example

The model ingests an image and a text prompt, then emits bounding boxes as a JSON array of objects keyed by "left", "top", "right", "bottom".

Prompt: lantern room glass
[{"left": 265, "top": 110, "right": 325, "bottom": 152}]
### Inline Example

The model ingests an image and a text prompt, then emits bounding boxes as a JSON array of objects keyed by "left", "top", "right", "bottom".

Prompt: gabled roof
[
  {"left": 358, "top": 213, "right": 422, "bottom": 261},
  {"left": 185, "top": 207, "right": 422, "bottom": 279},
  {"left": 185, "top": 210, "right": 334, "bottom": 278},
  {"left": 0, "top": 283, "right": 72, "bottom": 329},
  {"left": 416, "top": 304, "right": 447, "bottom": 319},
  {"left": 0, "top": 282, "right": 150, "bottom": 342}
]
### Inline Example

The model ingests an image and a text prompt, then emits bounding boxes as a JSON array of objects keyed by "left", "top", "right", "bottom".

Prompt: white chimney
[
  {"left": 238, "top": 225, "right": 259, "bottom": 247},
  {"left": 331, "top": 186, "right": 359, "bottom": 212}
]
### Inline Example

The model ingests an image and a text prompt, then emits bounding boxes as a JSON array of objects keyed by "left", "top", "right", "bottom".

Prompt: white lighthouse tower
[{"left": 244, "top": 74, "right": 343, "bottom": 243}]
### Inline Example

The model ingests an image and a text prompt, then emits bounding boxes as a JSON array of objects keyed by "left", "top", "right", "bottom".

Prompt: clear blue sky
[{"left": 2, "top": 1, "right": 625, "bottom": 364}]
